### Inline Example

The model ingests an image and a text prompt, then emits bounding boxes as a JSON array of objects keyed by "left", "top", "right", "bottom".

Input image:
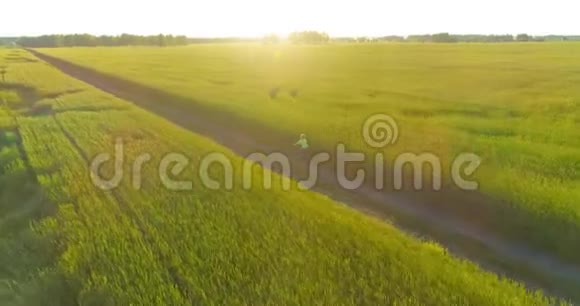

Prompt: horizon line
[{"left": 3, "top": 32, "right": 580, "bottom": 39}]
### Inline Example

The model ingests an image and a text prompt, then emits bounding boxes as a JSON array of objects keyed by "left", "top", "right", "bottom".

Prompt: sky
[{"left": 2, "top": 0, "right": 579, "bottom": 37}]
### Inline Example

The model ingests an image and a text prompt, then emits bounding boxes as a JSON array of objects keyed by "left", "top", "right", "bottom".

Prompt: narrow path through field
[{"left": 29, "top": 49, "right": 580, "bottom": 302}]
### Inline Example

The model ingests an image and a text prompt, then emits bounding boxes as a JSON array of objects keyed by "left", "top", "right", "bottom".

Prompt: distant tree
[
  {"left": 378, "top": 35, "right": 405, "bottom": 42},
  {"left": 157, "top": 34, "right": 167, "bottom": 47},
  {"left": 17, "top": 34, "right": 190, "bottom": 48},
  {"left": 288, "top": 31, "right": 330, "bottom": 44},
  {"left": 407, "top": 35, "right": 432, "bottom": 43},
  {"left": 516, "top": 33, "right": 531, "bottom": 42},
  {"left": 175, "top": 35, "right": 188, "bottom": 45},
  {"left": 490, "top": 35, "right": 515, "bottom": 42},
  {"left": 432, "top": 33, "right": 457, "bottom": 43},
  {"left": 99, "top": 35, "right": 117, "bottom": 46},
  {"left": 331, "top": 37, "right": 356, "bottom": 43}
]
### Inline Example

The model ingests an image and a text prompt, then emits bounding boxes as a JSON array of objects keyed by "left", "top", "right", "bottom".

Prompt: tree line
[
  {"left": 0, "top": 37, "right": 15, "bottom": 46},
  {"left": 270, "top": 32, "right": 580, "bottom": 44},
  {"left": 17, "top": 34, "right": 189, "bottom": 47},
  {"left": 11, "top": 32, "right": 580, "bottom": 47},
  {"left": 342, "top": 33, "right": 580, "bottom": 43},
  {"left": 288, "top": 31, "right": 330, "bottom": 44}
]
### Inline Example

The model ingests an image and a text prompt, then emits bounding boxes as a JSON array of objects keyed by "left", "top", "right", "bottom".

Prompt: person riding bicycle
[{"left": 294, "top": 133, "right": 309, "bottom": 150}]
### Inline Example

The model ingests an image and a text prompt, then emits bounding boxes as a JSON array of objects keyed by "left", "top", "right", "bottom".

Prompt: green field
[
  {"left": 0, "top": 49, "right": 563, "bottom": 304},
  {"left": 38, "top": 43, "right": 580, "bottom": 266}
]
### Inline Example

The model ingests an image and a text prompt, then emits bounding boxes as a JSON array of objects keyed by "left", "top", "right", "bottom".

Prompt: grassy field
[
  {"left": 38, "top": 43, "right": 580, "bottom": 265},
  {"left": 0, "top": 49, "right": 562, "bottom": 304}
]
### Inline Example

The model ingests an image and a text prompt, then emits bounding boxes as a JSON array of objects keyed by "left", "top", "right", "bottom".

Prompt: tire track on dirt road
[{"left": 29, "top": 49, "right": 580, "bottom": 302}]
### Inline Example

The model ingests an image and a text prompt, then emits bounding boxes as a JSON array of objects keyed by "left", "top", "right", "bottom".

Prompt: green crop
[
  {"left": 39, "top": 43, "right": 580, "bottom": 265},
  {"left": 0, "top": 48, "right": 564, "bottom": 304}
]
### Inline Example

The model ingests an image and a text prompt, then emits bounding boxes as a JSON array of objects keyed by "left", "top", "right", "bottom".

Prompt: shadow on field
[
  {"left": 28, "top": 49, "right": 580, "bottom": 302},
  {"left": 4, "top": 55, "right": 39, "bottom": 63},
  {"left": 0, "top": 81, "right": 83, "bottom": 304},
  {"left": 0, "top": 128, "right": 77, "bottom": 305},
  {"left": 0, "top": 83, "right": 38, "bottom": 108},
  {"left": 0, "top": 80, "right": 89, "bottom": 118}
]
